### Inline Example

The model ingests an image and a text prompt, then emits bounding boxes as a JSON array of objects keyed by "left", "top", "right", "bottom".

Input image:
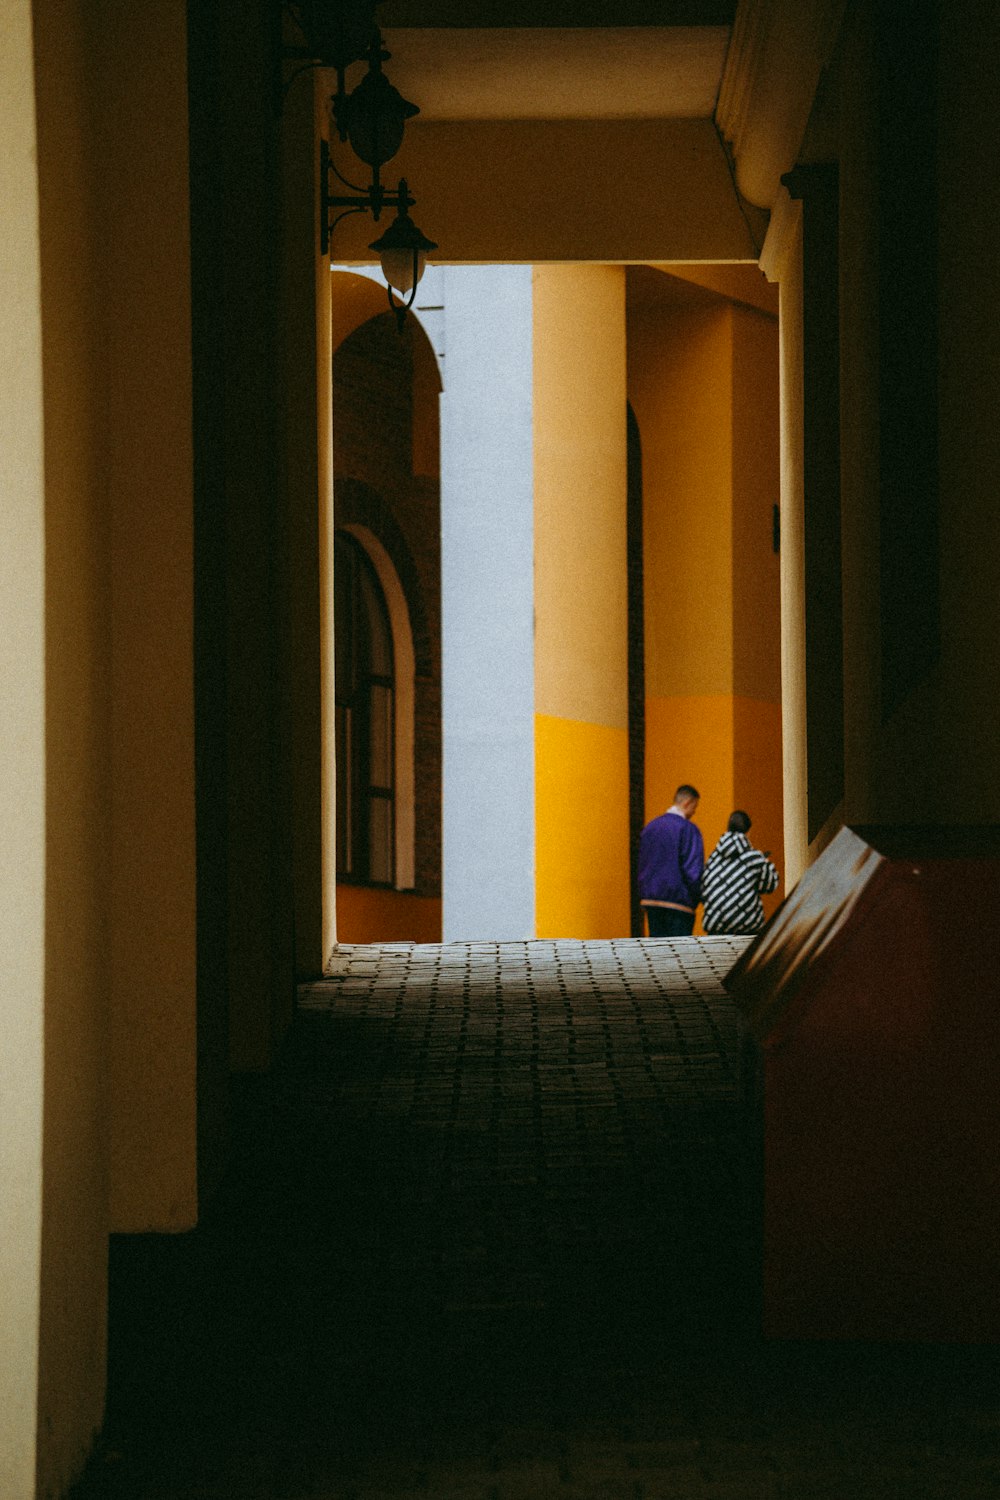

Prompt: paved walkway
[{"left": 77, "top": 938, "right": 1000, "bottom": 1499}]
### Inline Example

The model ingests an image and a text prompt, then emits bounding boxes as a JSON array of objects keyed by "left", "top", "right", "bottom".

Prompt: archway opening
[
  {"left": 330, "top": 281, "right": 444, "bottom": 944},
  {"left": 326, "top": 262, "right": 782, "bottom": 950}
]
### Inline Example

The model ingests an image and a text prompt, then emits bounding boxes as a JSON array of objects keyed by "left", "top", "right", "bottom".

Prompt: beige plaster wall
[{"left": 0, "top": 8, "right": 47, "bottom": 1493}]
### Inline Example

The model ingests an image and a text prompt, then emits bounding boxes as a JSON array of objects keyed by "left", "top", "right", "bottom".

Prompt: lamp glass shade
[
  {"left": 380, "top": 246, "right": 425, "bottom": 296},
  {"left": 370, "top": 204, "right": 436, "bottom": 296}
]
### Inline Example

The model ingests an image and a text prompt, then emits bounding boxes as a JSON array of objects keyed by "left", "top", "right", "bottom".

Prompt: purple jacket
[{"left": 638, "top": 810, "right": 705, "bottom": 911}]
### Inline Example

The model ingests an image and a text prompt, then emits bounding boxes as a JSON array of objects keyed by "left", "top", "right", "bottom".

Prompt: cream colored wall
[
  {"left": 533, "top": 265, "right": 630, "bottom": 938},
  {"left": 1, "top": 9, "right": 47, "bottom": 1494},
  {"left": 101, "top": 0, "right": 198, "bottom": 1234}
]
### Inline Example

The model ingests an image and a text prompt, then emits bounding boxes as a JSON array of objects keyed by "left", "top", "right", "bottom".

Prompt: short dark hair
[
  {"left": 674, "top": 784, "right": 700, "bottom": 803},
  {"left": 728, "top": 809, "right": 751, "bottom": 834}
]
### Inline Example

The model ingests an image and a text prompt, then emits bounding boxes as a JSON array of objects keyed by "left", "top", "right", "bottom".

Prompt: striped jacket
[{"left": 701, "top": 831, "right": 779, "bottom": 935}]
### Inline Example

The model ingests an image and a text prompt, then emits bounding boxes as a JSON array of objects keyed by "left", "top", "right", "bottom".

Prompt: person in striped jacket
[{"left": 701, "top": 810, "right": 779, "bottom": 935}]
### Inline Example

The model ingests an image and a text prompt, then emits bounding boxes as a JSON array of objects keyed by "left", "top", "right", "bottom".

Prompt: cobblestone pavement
[{"left": 78, "top": 939, "right": 1000, "bottom": 1500}]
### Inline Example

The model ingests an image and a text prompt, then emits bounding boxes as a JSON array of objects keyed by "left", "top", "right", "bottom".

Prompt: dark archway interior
[{"left": 87, "top": 937, "right": 1000, "bottom": 1498}]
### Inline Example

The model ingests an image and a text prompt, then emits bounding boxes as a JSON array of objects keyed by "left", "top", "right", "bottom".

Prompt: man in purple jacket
[{"left": 638, "top": 784, "right": 705, "bottom": 937}]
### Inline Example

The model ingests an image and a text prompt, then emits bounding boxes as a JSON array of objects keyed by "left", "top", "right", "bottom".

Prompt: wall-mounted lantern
[{"left": 285, "top": 3, "right": 436, "bottom": 328}]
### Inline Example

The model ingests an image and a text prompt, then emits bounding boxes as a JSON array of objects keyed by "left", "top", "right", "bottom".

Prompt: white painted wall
[{"left": 440, "top": 266, "right": 536, "bottom": 940}]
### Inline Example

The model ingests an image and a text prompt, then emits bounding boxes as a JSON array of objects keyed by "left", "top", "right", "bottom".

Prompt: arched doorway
[{"left": 329, "top": 275, "right": 444, "bottom": 946}]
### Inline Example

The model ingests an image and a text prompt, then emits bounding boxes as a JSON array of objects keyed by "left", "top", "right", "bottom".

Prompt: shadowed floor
[{"left": 75, "top": 938, "right": 1000, "bottom": 1499}]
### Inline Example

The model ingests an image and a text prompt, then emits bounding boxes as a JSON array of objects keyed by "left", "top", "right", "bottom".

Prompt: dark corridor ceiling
[{"left": 378, "top": 3, "right": 736, "bottom": 25}]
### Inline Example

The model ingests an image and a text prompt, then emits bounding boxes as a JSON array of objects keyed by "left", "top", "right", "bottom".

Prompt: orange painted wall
[
  {"left": 644, "top": 694, "right": 735, "bottom": 866},
  {"left": 628, "top": 270, "right": 781, "bottom": 930},
  {"left": 335, "top": 885, "right": 442, "bottom": 946}
]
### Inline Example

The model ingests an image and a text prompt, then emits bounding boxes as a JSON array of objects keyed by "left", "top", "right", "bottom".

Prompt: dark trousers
[{"left": 644, "top": 906, "right": 695, "bottom": 938}]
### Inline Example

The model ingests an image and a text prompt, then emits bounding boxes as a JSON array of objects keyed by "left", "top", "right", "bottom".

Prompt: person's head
[
  {"left": 728, "top": 809, "right": 751, "bottom": 834},
  {"left": 673, "top": 784, "right": 700, "bottom": 819}
]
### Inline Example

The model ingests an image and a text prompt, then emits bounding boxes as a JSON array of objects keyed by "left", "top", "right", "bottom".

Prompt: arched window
[{"left": 335, "top": 531, "right": 395, "bottom": 885}]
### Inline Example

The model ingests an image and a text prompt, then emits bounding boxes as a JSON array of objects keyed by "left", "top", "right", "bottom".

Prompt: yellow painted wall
[
  {"left": 630, "top": 286, "right": 735, "bottom": 702},
  {"left": 628, "top": 270, "right": 781, "bottom": 928},
  {"left": 335, "top": 886, "right": 442, "bottom": 946},
  {"left": 657, "top": 262, "right": 779, "bottom": 318},
  {"left": 533, "top": 266, "right": 630, "bottom": 938},
  {"left": 330, "top": 119, "right": 759, "bottom": 265},
  {"left": 535, "top": 716, "right": 631, "bottom": 939}
]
